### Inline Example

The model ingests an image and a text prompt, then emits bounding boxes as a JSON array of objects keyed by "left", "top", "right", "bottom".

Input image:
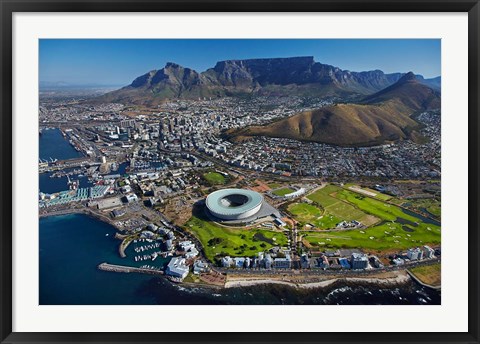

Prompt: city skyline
[{"left": 39, "top": 39, "right": 441, "bottom": 86}]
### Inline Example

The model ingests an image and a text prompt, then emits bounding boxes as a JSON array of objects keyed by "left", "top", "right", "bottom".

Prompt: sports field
[
  {"left": 307, "top": 185, "right": 342, "bottom": 207},
  {"left": 287, "top": 203, "right": 341, "bottom": 229},
  {"left": 344, "top": 183, "right": 393, "bottom": 201},
  {"left": 272, "top": 187, "right": 295, "bottom": 196},
  {"left": 203, "top": 172, "right": 226, "bottom": 185},
  {"left": 184, "top": 215, "right": 288, "bottom": 262}
]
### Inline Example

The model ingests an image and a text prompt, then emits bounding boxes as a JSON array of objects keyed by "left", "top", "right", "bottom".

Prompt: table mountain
[{"left": 95, "top": 57, "right": 440, "bottom": 105}]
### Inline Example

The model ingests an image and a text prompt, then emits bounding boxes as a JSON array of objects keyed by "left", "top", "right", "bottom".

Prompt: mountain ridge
[
  {"left": 96, "top": 57, "right": 440, "bottom": 105},
  {"left": 225, "top": 73, "right": 441, "bottom": 147}
]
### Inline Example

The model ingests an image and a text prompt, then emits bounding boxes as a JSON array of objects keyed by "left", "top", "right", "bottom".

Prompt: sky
[{"left": 39, "top": 39, "right": 441, "bottom": 86}]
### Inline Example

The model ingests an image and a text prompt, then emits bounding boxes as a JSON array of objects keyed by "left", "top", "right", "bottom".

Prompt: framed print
[{"left": 1, "top": 1, "right": 479, "bottom": 343}]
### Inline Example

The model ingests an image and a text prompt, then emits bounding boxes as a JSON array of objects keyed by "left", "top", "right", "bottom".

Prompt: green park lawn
[
  {"left": 184, "top": 215, "right": 288, "bottom": 262},
  {"left": 203, "top": 172, "right": 226, "bottom": 185}
]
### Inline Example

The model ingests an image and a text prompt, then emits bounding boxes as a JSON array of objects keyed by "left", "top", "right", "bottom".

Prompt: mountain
[
  {"left": 95, "top": 57, "right": 439, "bottom": 105},
  {"left": 364, "top": 72, "right": 441, "bottom": 110},
  {"left": 97, "top": 63, "right": 217, "bottom": 105},
  {"left": 226, "top": 72, "right": 441, "bottom": 147},
  {"left": 416, "top": 75, "right": 441, "bottom": 91}
]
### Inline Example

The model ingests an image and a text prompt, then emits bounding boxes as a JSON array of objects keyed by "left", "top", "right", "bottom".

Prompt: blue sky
[{"left": 39, "top": 39, "right": 441, "bottom": 86}]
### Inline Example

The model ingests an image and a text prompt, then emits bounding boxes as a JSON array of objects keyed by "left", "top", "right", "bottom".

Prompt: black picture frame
[{"left": 1, "top": 1, "right": 479, "bottom": 343}]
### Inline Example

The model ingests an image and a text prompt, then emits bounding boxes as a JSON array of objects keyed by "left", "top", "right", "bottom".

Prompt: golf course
[{"left": 290, "top": 184, "right": 441, "bottom": 253}]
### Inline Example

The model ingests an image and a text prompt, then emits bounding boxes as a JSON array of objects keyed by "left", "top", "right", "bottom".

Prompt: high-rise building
[
  {"left": 407, "top": 247, "right": 424, "bottom": 261},
  {"left": 351, "top": 252, "right": 369, "bottom": 269},
  {"left": 423, "top": 245, "right": 435, "bottom": 259}
]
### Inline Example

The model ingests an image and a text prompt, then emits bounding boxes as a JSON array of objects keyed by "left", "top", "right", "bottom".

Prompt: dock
[{"left": 98, "top": 262, "right": 164, "bottom": 275}]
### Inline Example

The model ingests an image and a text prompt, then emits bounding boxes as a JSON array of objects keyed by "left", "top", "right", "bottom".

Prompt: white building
[
  {"left": 423, "top": 245, "right": 435, "bottom": 259},
  {"left": 245, "top": 257, "right": 251, "bottom": 268},
  {"left": 284, "top": 187, "right": 306, "bottom": 199},
  {"left": 264, "top": 254, "right": 273, "bottom": 269},
  {"left": 273, "top": 254, "right": 291, "bottom": 269},
  {"left": 407, "top": 247, "right": 424, "bottom": 261},
  {"left": 185, "top": 247, "right": 199, "bottom": 259},
  {"left": 351, "top": 252, "right": 369, "bottom": 270},
  {"left": 165, "top": 257, "right": 189, "bottom": 280},
  {"left": 124, "top": 193, "right": 138, "bottom": 203},
  {"left": 179, "top": 240, "right": 195, "bottom": 252},
  {"left": 193, "top": 261, "right": 209, "bottom": 275},
  {"left": 121, "top": 185, "right": 132, "bottom": 193},
  {"left": 222, "top": 256, "right": 233, "bottom": 268}
]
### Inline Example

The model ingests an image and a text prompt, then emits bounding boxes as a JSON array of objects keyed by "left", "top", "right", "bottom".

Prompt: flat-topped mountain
[
  {"left": 226, "top": 73, "right": 441, "bottom": 147},
  {"left": 96, "top": 57, "right": 440, "bottom": 105}
]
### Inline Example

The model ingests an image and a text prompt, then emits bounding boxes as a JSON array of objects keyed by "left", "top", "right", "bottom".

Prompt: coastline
[
  {"left": 406, "top": 270, "right": 441, "bottom": 290},
  {"left": 40, "top": 207, "right": 121, "bottom": 230},
  {"left": 224, "top": 270, "right": 411, "bottom": 290},
  {"left": 40, "top": 208, "right": 131, "bottom": 257},
  {"left": 40, "top": 209, "right": 440, "bottom": 294}
]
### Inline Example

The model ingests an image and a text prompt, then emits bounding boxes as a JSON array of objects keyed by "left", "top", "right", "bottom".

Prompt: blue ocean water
[
  {"left": 39, "top": 214, "right": 441, "bottom": 305},
  {"left": 39, "top": 128, "right": 82, "bottom": 161},
  {"left": 39, "top": 171, "right": 93, "bottom": 194}
]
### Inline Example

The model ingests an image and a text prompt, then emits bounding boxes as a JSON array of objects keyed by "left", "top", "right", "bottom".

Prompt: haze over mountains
[{"left": 97, "top": 56, "right": 440, "bottom": 105}]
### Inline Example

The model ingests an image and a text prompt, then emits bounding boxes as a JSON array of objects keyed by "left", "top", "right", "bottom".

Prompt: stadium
[{"left": 206, "top": 188, "right": 280, "bottom": 224}]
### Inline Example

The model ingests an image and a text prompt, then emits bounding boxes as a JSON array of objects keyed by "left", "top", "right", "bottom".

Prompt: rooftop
[{"left": 206, "top": 188, "right": 263, "bottom": 216}]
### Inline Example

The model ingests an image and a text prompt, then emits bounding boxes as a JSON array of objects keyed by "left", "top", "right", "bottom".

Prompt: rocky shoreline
[{"left": 224, "top": 270, "right": 411, "bottom": 290}]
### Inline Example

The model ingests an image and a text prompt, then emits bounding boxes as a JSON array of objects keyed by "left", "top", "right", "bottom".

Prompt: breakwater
[{"left": 98, "top": 262, "right": 164, "bottom": 275}]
